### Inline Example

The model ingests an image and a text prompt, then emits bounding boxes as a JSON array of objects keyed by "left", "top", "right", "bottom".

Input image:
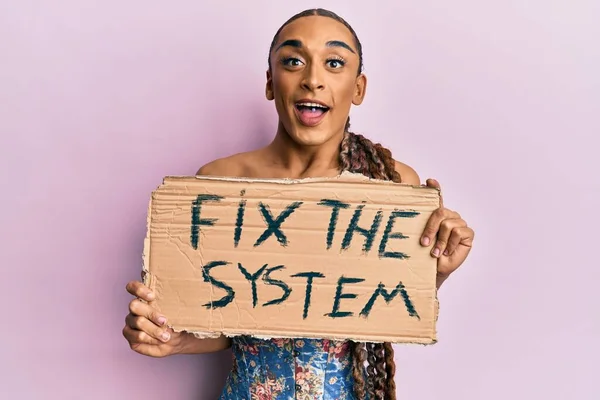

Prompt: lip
[
  {"left": 294, "top": 98, "right": 331, "bottom": 109},
  {"left": 293, "top": 99, "right": 330, "bottom": 127}
]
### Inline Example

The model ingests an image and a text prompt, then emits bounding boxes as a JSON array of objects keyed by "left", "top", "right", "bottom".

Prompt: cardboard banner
[{"left": 142, "top": 173, "right": 441, "bottom": 344}]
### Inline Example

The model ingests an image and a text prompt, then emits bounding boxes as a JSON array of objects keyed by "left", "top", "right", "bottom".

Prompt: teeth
[{"left": 297, "top": 102, "right": 328, "bottom": 109}]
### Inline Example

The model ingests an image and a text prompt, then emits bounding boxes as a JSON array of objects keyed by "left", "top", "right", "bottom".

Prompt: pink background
[{"left": 1, "top": 1, "right": 598, "bottom": 399}]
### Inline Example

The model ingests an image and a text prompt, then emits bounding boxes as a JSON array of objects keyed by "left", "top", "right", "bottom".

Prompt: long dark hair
[{"left": 269, "top": 8, "right": 401, "bottom": 399}]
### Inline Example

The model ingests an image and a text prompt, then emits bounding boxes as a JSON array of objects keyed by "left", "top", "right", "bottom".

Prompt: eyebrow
[{"left": 276, "top": 39, "right": 356, "bottom": 54}]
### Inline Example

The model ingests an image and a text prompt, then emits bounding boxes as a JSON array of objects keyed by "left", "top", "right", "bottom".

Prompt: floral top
[{"left": 218, "top": 336, "right": 358, "bottom": 400}]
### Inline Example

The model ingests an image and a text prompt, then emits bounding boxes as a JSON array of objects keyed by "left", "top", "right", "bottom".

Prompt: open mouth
[{"left": 294, "top": 102, "right": 330, "bottom": 126}]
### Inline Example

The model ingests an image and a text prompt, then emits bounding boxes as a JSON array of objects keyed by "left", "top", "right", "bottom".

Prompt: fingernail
[
  {"left": 421, "top": 236, "right": 430, "bottom": 246},
  {"left": 443, "top": 249, "right": 449, "bottom": 256},
  {"left": 432, "top": 248, "right": 440, "bottom": 257},
  {"left": 161, "top": 332, "right": 170, "bottom": 341},
  {"left": 147, "top": 292, "right": 155, "bottom": 300},
  {"left": 158, "top": 316, "right": 167, "bottom": 326}
]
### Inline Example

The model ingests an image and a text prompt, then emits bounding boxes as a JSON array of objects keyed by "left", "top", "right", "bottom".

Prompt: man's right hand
[{"left": 123, "top": 280, "right": 190, "bottom": 358}]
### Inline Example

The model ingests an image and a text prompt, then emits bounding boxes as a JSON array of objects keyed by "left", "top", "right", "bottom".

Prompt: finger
[
  {"left": 445, "top": 226, "right": 475, "bottom": 255},
  {"left": 425, "top": 178, "right": 443, "bottom": 207},
  {"left": 425, "top": 178, "right": 440, "bottom": 190},
  {"left": 433, "top": 219, "right": 467, "bottom": 257},
  {"left": 126, "top": 314, "right": 171, "bottom": 343},
  {"left": 126, "top": 280, "right": 155, "bottom": 302},
  {"left": 128, "top": 298, "right": 167, "bottom": 327},
  {"left": 421, "top": 208, "right": 458, "bottom": 246},
  {"left": 122, "top": 324, "right": 161, "bottom": 347}
]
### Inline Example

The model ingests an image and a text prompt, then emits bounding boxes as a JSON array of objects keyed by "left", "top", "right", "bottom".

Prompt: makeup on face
[
  {"left": 275, "top": 39, "right": 357, "bottom": 127},
  {"left": 268, "top": 16, "right": 364, "bottom": 145}
]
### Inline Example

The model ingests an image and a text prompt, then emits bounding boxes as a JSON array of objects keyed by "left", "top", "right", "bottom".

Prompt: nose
[{"left": 301, "top": 63, "right": 325, "bottom": 91}]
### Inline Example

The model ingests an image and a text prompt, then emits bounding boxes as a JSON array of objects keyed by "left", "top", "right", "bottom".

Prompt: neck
[{"left": 266, "top": 122, "right": 344, "bottom": 178}]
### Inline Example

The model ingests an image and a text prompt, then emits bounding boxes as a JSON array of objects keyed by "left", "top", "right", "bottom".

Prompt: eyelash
[
  {"left": 279, "top": 56, "right": 346, "bottom": 68},
  {"left": 326, "top": 56, "right": 346, "bottom": 68},
  {"left": 280, "top": 57, "right": 303, "bottom": 67}
]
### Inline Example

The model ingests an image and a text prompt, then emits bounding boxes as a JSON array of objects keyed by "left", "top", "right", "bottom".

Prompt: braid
[
  {"left": 384, "top": 342, "right": 397, "bottom": 399},
  {"left": 342, "top": 119, "right": 400, "bottom": 399},
  {"left": 352, "top": 342, "right": 367, "bottom": 399},
  {"left": 373, "top": 343, "right": 387, "bottom": 399},
  {"left": 354, "top": 134, "right": 390, "bottom": 180},
  {"left": 366, "top": 342, "right": 376, "bottom": 398},
  {"left": 340, "top": 119, "right": 401, "bottom": 184}
]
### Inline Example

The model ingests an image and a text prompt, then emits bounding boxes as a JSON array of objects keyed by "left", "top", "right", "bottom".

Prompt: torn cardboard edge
[
  {"left": 142, "top": 172, "right": 441, "bottom": 345},
  {"left": 160, "top": 170, "right": 439, "bottom": 188},
  {"left": 171, "top": 328, "right": 439, "bottom": 345}
]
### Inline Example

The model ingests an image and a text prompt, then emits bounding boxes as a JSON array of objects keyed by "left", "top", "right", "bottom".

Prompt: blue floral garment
[{"left": 219, "top": 336, "right": 358, "bottom": 399}]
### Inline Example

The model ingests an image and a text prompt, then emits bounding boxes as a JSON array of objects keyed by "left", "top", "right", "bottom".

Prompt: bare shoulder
[
  {"left": 195, "top": 155, "right": 241, "bottom": 177},
  {"left": 394, "top": 160, "right": 421, "bottom": 186},
  {"left": 195, "top": 150, "right": 260, "bottom": 178}
]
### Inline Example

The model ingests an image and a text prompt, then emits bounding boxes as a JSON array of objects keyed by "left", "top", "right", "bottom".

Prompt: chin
[{"left": 288, "top": 127, "right": 337, "bottom": 147}]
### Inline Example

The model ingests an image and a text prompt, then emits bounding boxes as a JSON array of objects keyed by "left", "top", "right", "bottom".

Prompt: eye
[
  {"left": 281, "top": 57, "right": 304, "bottom": 67},
  {"left": 326, "top": 58, "right": 345, "bottom": 69}
]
